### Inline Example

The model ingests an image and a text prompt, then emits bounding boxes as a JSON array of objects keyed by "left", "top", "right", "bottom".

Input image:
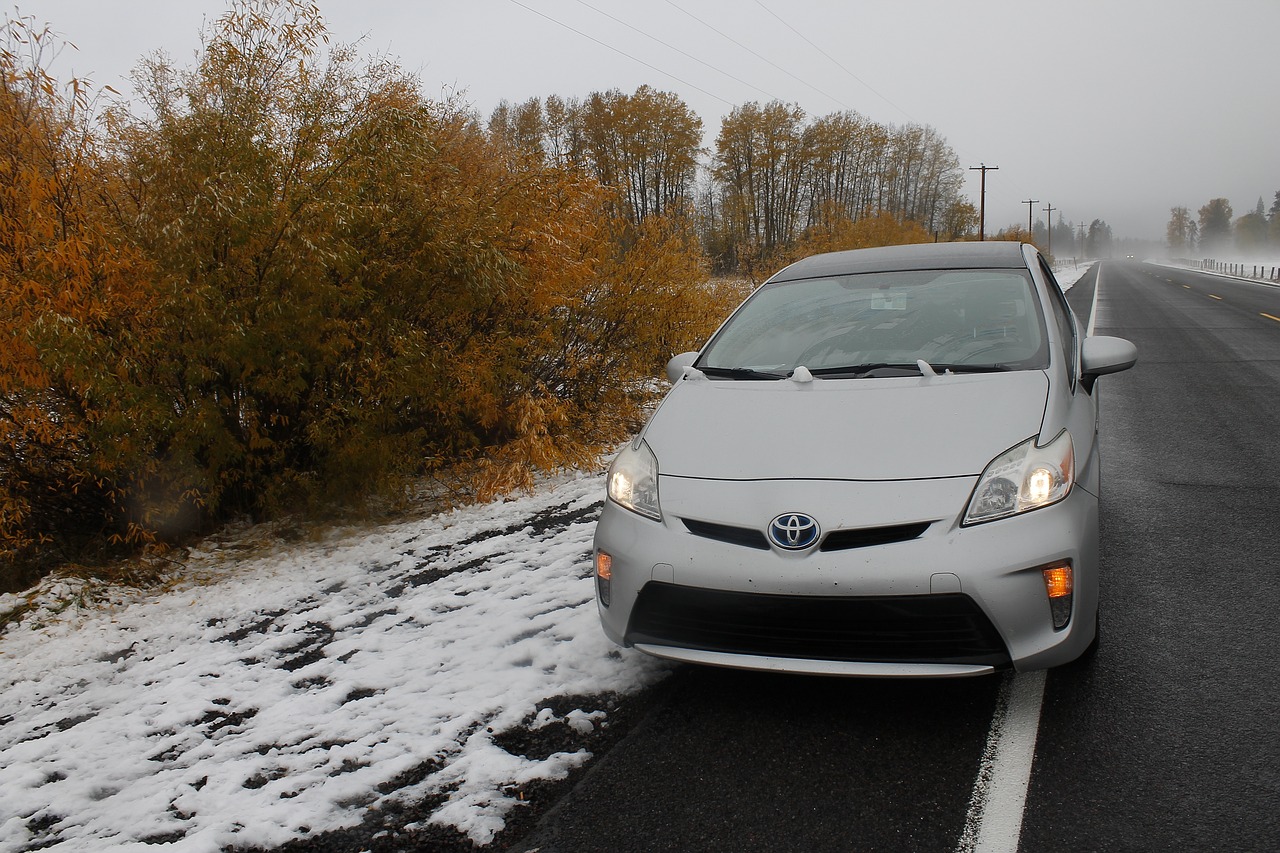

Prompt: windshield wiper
[
  {"left": 699, "top": 366, "right": 787, "bottom": 380},
  {"left": 808, "top": 362, "right": 923, "bottom": 378},
  {"left": 931, "top": 363, "right": 1015, "bottom": 373},
  {"left": 809, "top": 362, "right": 1017, "bottom": 378}
]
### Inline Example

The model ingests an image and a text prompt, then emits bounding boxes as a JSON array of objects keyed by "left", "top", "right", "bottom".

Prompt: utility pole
[
  {"left": 1042, "top": 203, "right": 1056, "bottom": 256},
  {"left": 1023, "top": 199, "right": 1039, "bottom": 240},
  {"left": 969, "top": 163, "right": 998, "bottom": 241}
]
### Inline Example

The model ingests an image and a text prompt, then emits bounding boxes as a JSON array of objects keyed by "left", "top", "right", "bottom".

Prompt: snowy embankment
[
  {"left": 0, "top": 473, "right": 667, "bottom": 851},
  {"left": 0, "top": 259, "right": 1095, "bottom": 853}
]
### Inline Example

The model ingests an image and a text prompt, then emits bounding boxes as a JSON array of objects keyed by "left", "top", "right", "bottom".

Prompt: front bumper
[{"left": 592, "top": 474, "right": 1099, "bottom": 676}]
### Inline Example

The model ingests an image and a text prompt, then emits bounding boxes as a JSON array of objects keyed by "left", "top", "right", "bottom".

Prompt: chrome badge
[{"left": 768, "top": 513, "right": 820, "bottom": 550}]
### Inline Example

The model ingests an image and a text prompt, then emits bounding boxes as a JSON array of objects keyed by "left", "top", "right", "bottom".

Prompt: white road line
[
  {"left": 1087, "top": 263, "right": 1102, "bottom": 337},
  {"left": 955, "top": 264, "right": 1101, "bottom": 852},
  {"left": 956, "top": 670, "right": 1047, "bottom": 853}
]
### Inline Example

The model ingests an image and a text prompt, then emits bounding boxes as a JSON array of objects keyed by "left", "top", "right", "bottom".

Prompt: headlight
[
  {"left": 964, "top": 430, "right": 1074, "bottom": 525},
  {"left": 607, "top": 439, "right": 661, "bottom": 521}
]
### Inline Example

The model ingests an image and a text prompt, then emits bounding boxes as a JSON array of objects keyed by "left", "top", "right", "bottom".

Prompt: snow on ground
[
  {"left": 0, "top": 471, "right": 669, "bottom": 852},
  {"left": 0, "top": 257, "right": 1096, "bottom": 853},
  {"left": 1055, "top": 260, "right": 1090, "bottom": 291}
]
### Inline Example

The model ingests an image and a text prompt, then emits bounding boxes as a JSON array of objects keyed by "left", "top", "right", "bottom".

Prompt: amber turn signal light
[
  {"left": 595, "top": 552, "right": 612, "bottom": 607},
  {"left": 1042, "top": 562, "right": 1073, "bottom": 598},
  {"left": 1041, "top": 561, "right": 1073, "bottom": 629}
]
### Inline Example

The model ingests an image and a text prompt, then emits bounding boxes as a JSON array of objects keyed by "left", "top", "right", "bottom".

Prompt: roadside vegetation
[
  {"left": 0, "top": 0, "right": 976, "bottom": 591},
  {"left": 1166, "top": 195, "right": 1280, "bottom": 257}
]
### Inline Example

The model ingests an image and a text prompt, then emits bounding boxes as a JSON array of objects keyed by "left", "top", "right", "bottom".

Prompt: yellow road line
[
  {"left": 1209, "top": 294, "right": 1223, "bottom": 300},
  {"left": 1262, "top": 313, "right": 1280, "bottom": 324}
]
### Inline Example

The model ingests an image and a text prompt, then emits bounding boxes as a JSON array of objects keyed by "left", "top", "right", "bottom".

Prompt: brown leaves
[
  {"left": 0, "top": 17, "right": 163, "bottom": 582},
  {"left": 5, "top": 2, "right": 920, "bottom": 588}
]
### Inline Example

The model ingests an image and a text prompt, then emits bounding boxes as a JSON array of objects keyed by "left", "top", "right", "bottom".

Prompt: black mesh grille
[
  {"left": 680, "top": 518, "right": 931, "bottom": 552},
  {"left": 682, "top": 518, "right": 769, "bottom": 550},
  {"left": 820, "top": 522, "right": 931, "bottom": 551},
  {"left": 625, "top": 582, "right": 1010, "bottom": 667}
]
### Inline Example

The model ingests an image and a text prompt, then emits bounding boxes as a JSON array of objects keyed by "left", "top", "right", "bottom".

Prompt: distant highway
[{"left": 509, "top": 261, "right": 1280, "bottom": 853}]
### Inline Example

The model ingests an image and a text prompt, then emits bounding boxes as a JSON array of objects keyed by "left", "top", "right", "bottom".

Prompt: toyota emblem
[{"left": 768, "top": 513, "right": 820, "bottom": 550}]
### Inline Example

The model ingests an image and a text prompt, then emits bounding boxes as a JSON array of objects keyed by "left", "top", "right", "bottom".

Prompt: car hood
[{"left": 643, "top": 371, "right": 1050, "bottom": 481}]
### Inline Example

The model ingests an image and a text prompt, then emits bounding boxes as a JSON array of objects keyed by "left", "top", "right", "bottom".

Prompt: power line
[
  {"left": 506, "top": 0, "right": 735, "bottom": 107},
  {"left": 751, "top": 0, "right": 916, "bottom": 123},
  {"left": 661, "top": 0, "right": 853, "bottom": 112},
  {"left": 569, "top": 0, "right": 786, "bottom": 103}
]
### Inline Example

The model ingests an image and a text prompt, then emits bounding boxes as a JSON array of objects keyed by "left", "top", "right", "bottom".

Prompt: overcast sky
[{"left": 31, "top": 0, "right": 1280, "bottom": 242}]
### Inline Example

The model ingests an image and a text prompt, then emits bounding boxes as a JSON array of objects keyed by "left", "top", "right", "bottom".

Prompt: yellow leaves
[
  {"left": 3, "top": 1, "right": 764, "bottom": 585},
  {"left": 0, "top": 16, "right": 165, "bottom": 582},
  {"left": 793, "top": 212, "right": 933, "bottom": 260},
  {"left": 471, "top": 392, "right": 598, "bottom": 502}
]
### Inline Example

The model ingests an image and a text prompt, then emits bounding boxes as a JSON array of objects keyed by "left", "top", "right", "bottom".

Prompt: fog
[{"left": 31, "top": 0, "right": 1280, "bottom": 242}]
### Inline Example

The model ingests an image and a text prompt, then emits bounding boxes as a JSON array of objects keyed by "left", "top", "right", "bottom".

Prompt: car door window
[{"left": 1038, "top": 258, "right": 1078, "bottom": 388}]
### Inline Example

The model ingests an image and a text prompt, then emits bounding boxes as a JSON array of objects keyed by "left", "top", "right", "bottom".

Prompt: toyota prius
[{"left": 592, "top": 241, "right": 1136, "bottom": 677}]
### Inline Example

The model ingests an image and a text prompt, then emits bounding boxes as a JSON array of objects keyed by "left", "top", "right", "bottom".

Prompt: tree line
[
  {"left": 1167, "top": 194, "right": 1280, "bottom": 255},
  {"left": 487, "top": 91, "right": 975, "bottom": 277},
  {"left": 1, "top": 0, "right": 974, "bottom": 587},
  {"left": 990, "top": 215, "right": 1116, "bottom": 261}
]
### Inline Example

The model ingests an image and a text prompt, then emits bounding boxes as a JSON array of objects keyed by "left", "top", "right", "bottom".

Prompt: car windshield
[{"left": 697, "top": 268, "right": 1050, "bottom": 376}]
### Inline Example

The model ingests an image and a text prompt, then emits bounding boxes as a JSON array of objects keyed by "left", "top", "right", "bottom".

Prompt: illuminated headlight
[
  {"left": 964, "top": 431, "right": 1074, "bottom": 525},
  {"left": 607, "top": 439, "right": 661, "bottom": 521}
]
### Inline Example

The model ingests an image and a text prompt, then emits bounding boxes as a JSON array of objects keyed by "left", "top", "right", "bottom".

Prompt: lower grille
[{"left": 625, "top": 582, "right": 1010, "bottom": 667}]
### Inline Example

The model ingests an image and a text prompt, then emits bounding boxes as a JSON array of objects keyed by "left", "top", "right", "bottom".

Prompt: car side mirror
[
  {"left": 1080, "top": 336, "right": 1137, "bottom": 392},
  {"left": 665, "top": 351, "right": 699, "bottom": 383}
]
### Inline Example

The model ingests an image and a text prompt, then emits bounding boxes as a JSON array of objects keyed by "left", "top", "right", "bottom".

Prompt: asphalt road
[
  {"left": 510, "top": 262, "right": 1280, "bottom": 853},
  {"left": 1023, "top": 261, "right": 1280, "bottom": 851}
]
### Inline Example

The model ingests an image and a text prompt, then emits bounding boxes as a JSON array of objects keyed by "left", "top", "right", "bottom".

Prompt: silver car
[{"left": 592, "top": 242, "right": 1136, "bottom": 677}]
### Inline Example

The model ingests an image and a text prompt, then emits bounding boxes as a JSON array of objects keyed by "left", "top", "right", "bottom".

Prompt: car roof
[{"left": 768, "top": 241, "right": 1031, "bottom": 283}]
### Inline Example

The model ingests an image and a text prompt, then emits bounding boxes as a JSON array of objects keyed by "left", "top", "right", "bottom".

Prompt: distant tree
[
  {"left": 801, "top": 111, "right": 887, "bottom": 230},
  {"left": 881, "top": 123, "right": 963, "bottom": 233},
  {"left": 488, "top": 97, "right": 547, "bottom": 163},
  {"left": 1086, "top": 219, "right": 1114, "bottom": 258},
  {"left": 1167, "top": 206, "right": 1193, "bottom": 253},
  {"left": 789, "top": 211, "right": 931, "bottom": 262},
  {"left": 711, "top": 101, "right": 808, "bottom": 275},
  {"left": 576, "top": 85, "right": 702, "bottom": 225},
  {"left": 542, "top": 93, "right": 583, "bottom": 168},
  {"left": 1052, "top": 214, "right": 1075, "bottom": 257},
  {"left": 707, "top": 104, "right": 966, "bottom": 272},
  {"left": 1234, "top": 198, "right": 1269, "bottom": 252},
  {"left": 991, "top": 224, "right": 1036, "bottom": 249},
  {"left": 799, "top": 114, "right": 963, "bottom": 239},
  {"left": 1031, "top": 217, "right": 1048, "bottom": 248},
  {"left": 937, "top": 198, "right": 978, "bottom": 241},
  {"left": 1271, "top": 191, "right": 1280, "bottom": 246},
  {"left": 1198, "top": 198, "right": 1233, "bottom": 253}
]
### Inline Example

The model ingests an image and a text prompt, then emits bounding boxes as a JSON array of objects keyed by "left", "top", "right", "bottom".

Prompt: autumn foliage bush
[{"left": 0, "top": 2, "right": 738, "bottom": 589}]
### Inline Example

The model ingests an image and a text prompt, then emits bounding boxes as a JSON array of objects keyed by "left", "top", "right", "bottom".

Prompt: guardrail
[{"left": 1198, "top": 258, "right": 1280, "bottom": 281}]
